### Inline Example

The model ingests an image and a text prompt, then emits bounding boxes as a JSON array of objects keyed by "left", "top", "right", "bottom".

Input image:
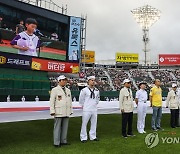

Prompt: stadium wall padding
[{"left": 0, "top": 90, "right": 168, "bottom": 102}]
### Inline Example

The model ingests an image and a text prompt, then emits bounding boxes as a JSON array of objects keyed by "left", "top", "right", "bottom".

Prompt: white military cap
[
  {"left": 87, "top": 76, "right": 96, "bottom": 81},
  {"left": 57, "top": 75, "right": 67, "bottom": 81},
  {"left": 172, "top": 83, "right": 177, "bottom": 88},
  {"left": 123, "top": 79, "right": 131, "bottom": 84}
]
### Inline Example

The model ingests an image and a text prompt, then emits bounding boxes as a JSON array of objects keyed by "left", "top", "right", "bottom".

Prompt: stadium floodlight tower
[{"left": 131, "top": 5, "right": 161, "bottom": 66}]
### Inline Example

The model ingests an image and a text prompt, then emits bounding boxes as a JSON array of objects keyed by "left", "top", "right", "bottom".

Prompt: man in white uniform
[
  {"left": 79, "top": 76, "right": 100, "bottom": 143},
  {"left": 135, "top": 82, "right": 148, "bottom": 134}
]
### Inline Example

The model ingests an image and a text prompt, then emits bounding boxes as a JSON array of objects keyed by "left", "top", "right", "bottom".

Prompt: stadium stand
[
  {"left": 173, "top": 70, "right": 180, "bottom": 80},
  {"left": 151, "top": 70, "right": 175, "bottom": 88},
  {"left": 49, "top": 67, "right": 112, "bottom": 91},
  {"left": 49, "top": 68, "right": 179, "bottom": 94},
  {"left": 0, "top": 68, "right": 50, "bottom": 101},
  {"left": 107, "top": 68, "right": 129, "bottom": 91}
]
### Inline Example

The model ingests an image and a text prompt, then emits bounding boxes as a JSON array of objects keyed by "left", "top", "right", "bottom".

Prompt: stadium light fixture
[{"left": 131, "top": 5, "right": 161, "bottom": 65}]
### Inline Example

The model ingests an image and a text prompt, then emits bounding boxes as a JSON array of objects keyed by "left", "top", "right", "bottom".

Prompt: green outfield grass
[
  {"left": 0, "top": 114, "right": 180, "bottom": 154},
  {"left": 39, "top": 52, "right": 66, "bottom": 61},
  {"left": 0, "top": 46, "right": 18, "bottom": 54}
]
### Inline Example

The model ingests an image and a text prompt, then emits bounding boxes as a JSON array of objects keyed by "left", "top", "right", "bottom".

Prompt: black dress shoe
[
  {"left": 92, "top": 138, "right": 99, "bottom": 141},
  {"left": 61, "top": 143, "right": 71, "bottom": 146},
  {"left": 54, "top": 145, "right": 61, "bottom": 148},
  {"left": 127, "top": 134, "right": 136, "bottom": 137},
  {"left": 81, "top": 140, "right": 87, "bottom": 143},
  {"left": 122, "top": 135, "right": 128, "bottom": 138}
]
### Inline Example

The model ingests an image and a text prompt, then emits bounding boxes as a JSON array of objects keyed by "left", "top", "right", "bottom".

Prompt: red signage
[
  {"left": 31, "top": 58, "right": 79, "bottom": 73},
  {"left": 159, "top": 54, "right": 180, "bottom": 65}
]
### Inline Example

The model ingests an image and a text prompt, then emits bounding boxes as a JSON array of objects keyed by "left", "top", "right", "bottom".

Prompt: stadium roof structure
[
  {"left": 0, "top": 0, "right": 69, "bottom": 24},
  {"left": 18, "top": 0, "right": 67, "bottom": 14}
]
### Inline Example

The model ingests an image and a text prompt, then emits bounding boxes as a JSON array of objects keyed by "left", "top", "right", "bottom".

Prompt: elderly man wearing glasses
[
  {"left": 119, "top": 79, "right": 135, "bottom": 138},
  {"left": 166, "top": 83, "right": 180, "bottom": 128}
]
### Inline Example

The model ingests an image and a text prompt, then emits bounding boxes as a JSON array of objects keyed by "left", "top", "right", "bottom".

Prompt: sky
[{"left": 53, "top": 0, "right": 180, "bottom": 63}]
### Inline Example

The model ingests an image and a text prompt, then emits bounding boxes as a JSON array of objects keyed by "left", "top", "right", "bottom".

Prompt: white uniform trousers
[
  {"left": 80, "top": 111, "right": 97, "bottom": 141},
  {"left": 137, "top": 102, "right": 147, "bottom": 133}
]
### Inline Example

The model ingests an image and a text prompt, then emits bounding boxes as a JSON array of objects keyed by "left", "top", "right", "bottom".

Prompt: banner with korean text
[
  {"left": 81, "top": 50, "right": 95, "bottom": 63},
  {"left": 0, "top": 51, "right": 32, "bottom": 70},
  {"left": 68, "top": 16, "right": 81, "bottom": 62},
  {"left": 159, "top": 54, "right": 180, "bottom": 65},
  {"left": 31, "top": 58, "right": 79, "bottom": 73},
  {"left": 116, "top": 53, "right": 139, "bottom": 63}
]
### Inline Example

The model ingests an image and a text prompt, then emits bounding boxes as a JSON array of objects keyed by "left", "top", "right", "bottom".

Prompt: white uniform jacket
[
  {"left": 135, "top": 89, "right": 148, "bottom": 103},
  {"left": 119, "top": 87, "right": 134, "bottom": 113},
  {"left": 79, "top": 87, "right": 100, "bottom": 112},
  {"left": 50, "top": 85, "right": 73, "bottom": 117},
  {"left": 166, "top": 89, "right": 180, "bottom": 109}
]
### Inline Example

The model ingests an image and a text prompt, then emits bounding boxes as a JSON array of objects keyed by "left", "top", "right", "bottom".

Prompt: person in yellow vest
[
  {"left": 166, "top": 83, "right": 180, "bottom": 128},
  {"left": 50, "top": 75, "right": 73, "bottom": 148},
  {"left": 150, "top": 79, "right": 163, "bottom": 131}
]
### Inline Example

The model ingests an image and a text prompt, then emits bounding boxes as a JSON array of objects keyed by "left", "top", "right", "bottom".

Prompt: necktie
[
  {"left": 62, "top": 87, "right": 66, "bottom": 95},
  {"left": 128, "top": 88, "right": 131, "bottom": 98},
  {"left": 88, "top": 88, "right": 95, "bottom": 99}
]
